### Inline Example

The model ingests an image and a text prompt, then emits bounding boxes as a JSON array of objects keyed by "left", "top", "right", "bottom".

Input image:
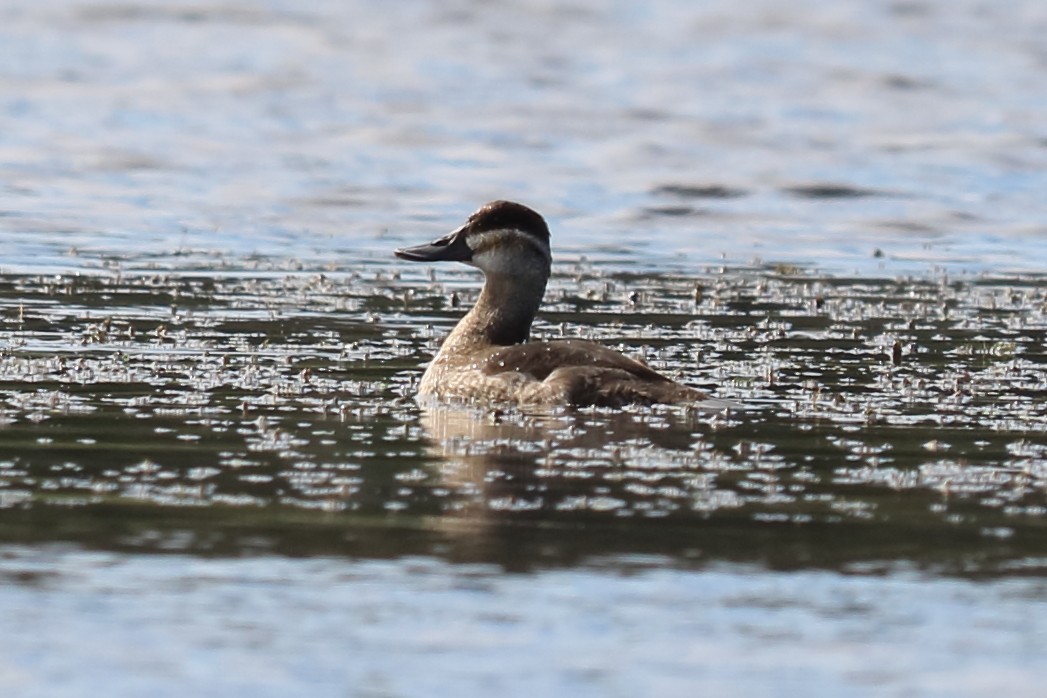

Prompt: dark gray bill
[{"left": 394, "top": 227, "right": 472, "bottom": 263}]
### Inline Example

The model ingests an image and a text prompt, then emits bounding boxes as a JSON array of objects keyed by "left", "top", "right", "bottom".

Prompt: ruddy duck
[{"left": 395, "top": 201, "right": 712, "bottom": 407}]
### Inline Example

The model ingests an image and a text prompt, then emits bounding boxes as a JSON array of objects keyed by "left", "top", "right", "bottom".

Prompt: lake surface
[{"left": 2, "top": 0, "right": 1047, "bottom": 695}]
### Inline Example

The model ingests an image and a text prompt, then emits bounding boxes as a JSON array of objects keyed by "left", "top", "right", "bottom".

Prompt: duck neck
[{"left": 445, "top": 272, "right": 547, "bottom": 349}]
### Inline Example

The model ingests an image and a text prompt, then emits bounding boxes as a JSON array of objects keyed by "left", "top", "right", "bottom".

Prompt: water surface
[
  {"left": 2, "top": 548, "right": 1046, "bottom": 698},
  {"left": 2, "top": 0, "right": 1047, "bottom": 695}
]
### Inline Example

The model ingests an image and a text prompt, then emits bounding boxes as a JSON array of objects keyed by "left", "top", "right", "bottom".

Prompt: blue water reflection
[
  {"left": 1, "top": 0, "right": 1046, "bottom": 274},
  {"left": 1, "top": 548, "right": 1045, "bottom": 697}
]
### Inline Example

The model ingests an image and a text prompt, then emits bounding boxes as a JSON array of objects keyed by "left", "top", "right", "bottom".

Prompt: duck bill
[{"left": 394, "top": 226, "right": 473, "bottom": 263}]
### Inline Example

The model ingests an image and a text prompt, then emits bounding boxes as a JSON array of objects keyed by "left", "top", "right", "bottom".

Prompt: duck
[{"left": 395, "top": 200, "right": 713, "bottom": 408}]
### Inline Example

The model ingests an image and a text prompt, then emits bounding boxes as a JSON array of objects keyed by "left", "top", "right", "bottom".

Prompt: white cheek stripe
[{"left": 469, "top": 229, "right": 552, "bottom": 269}]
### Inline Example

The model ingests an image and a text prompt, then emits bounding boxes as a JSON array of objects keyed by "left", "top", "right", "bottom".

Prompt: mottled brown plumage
[{"left": 395, "top": 201, "right": 711, "bottom": 407}]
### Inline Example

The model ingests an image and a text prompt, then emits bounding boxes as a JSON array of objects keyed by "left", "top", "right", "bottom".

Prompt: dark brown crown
[{"left": 464, "top": 201, "right": 550, "bottom": 242}]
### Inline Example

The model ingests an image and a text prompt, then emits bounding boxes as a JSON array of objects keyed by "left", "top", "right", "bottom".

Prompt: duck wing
[
  {"left": 539, "top": 365, "right": 709, "bottom": 407},
  {"left": 480, "top": 339, "right": 671, "bottom": 383}
]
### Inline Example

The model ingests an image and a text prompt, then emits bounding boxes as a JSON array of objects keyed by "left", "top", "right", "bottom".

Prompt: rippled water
[
  {"left": 4, "top": 0, "right": 1047, "bottom": 275},
  {"left": 2, "top": 267, "right": 1046, "bottom": 566},
  {"left": 3, "top": 0, "right": 1047, "bottom": 695},
  {"left": 2, "top": 548, "right": 1046, "bottom": 698}
]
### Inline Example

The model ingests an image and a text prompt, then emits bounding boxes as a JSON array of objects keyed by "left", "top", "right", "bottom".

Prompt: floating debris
[{"left": 0, "top": 266, "right": 1045, "bottom": 564}]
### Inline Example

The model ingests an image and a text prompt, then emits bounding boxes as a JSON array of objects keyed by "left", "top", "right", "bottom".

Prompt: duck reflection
[{"left": 417, "top": 402, "right": 738, "bottom": 530}]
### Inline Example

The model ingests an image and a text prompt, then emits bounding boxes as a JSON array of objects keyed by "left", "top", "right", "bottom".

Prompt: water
[
  {"left": 1, "top": 549, "right": 1046, "bottom": 698},
  {"left": 2, "top": 0, "right": 1047, "bottom": 695},
  {"left": 4, "top": 0, "right": 1047, "bottom": 275}
]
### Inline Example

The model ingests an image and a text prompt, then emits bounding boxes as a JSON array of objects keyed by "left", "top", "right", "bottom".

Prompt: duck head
[{"left": 395, "top": 200, "right": 552, "bottom": 276}]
